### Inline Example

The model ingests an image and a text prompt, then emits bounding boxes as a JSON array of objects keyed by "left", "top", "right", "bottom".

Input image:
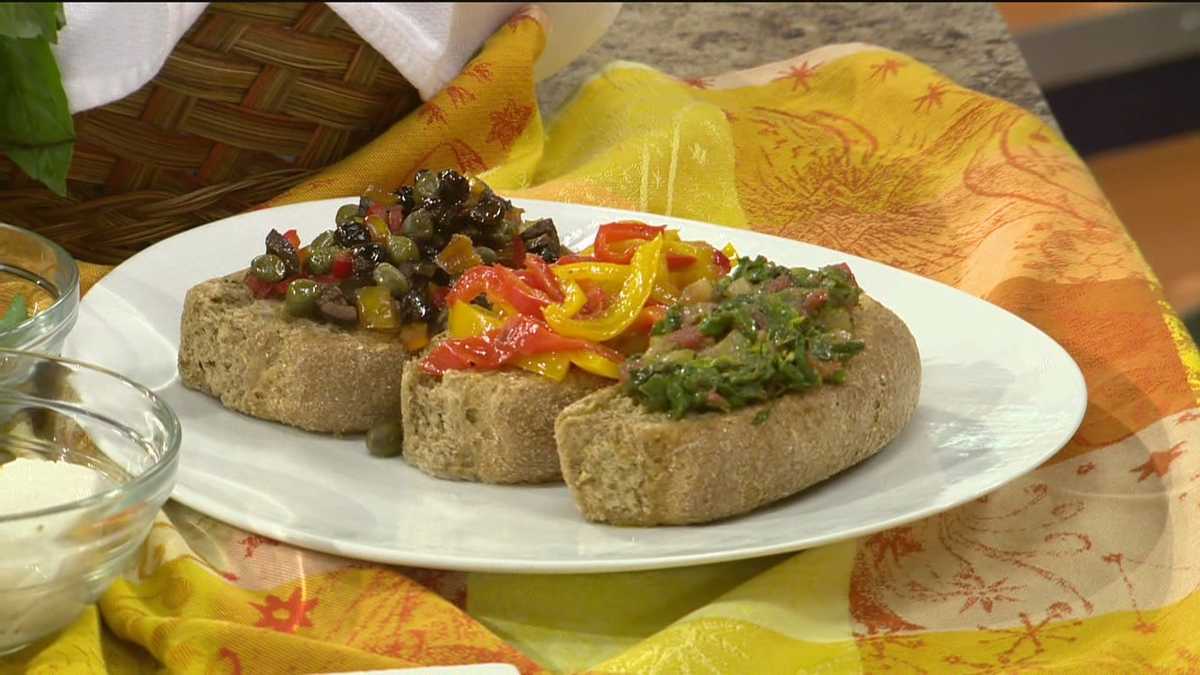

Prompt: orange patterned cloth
[{"left": 5, "top": 9, "right": 1199, "bottom": 674}]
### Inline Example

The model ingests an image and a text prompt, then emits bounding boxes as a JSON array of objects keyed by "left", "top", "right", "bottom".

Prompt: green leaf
[
  {"left": 0, "top": 31, "right": 74, "bottom": 195},
  {"left": 0, "top": 3, "right": 64, "bottom": 42},
  {"left": 0, "top": 294, "right": 27, "bottom": 332}
]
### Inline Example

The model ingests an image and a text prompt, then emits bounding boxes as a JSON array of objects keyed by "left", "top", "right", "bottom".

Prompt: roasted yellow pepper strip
[
  {"left": 446, "top": 302, "right": 594, "bottom": 382},
  {"left": 544, "top": 235, "right": 663, "bottom": 341},
  {"left": 569, "top": 350, "right": 622, "bottom": 378}
]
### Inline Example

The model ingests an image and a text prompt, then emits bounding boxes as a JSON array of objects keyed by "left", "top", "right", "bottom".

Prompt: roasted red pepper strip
[
  {"left": 521, "top": 254, "right": 565, "bottom": 302},
  {"left": 556, "top": 254, "right": 598, "bottom": 265},
  {"left": 593, "top": 221, "right": 666, "bottom": 264},
  {"left": 445, "top": 265, "right": 554, "bottom": 317},
  {"left": 421, "top": 315, "right": 622, "bottom": 376}
]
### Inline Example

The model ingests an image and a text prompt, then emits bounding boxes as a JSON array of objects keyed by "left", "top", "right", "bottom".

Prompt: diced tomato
[
  {"left": 803, "top": 288, "right": 829, "bottom": 314},
  {"left": 830, "top": 262, "right": 857, "bottom": 285},
  {"left": 331, "top": 251, "right": 354, "bottom": 279},
  {"left": 668, "top": 324, "right": 711, "bottom": 350},
  {"left": 765, "top": 274, "right": 793, "bottom": 293},
  {"left": 282, "top": 229, "right": 301, "bottom": 250},
  {"left": 522, "top": 254, "right": 564, "bottom": 302},
  {"left": 593, "top": 221, "right": 666, "bottom": 264},
  {"left": 421, "top": 315, "right": 622, "bottom": 376},
  {"left": 712, "top": 248, "right": 732, "bottom": 275},
  {"left": 445, "top": 265, "right": 554, "bottom": 317}
]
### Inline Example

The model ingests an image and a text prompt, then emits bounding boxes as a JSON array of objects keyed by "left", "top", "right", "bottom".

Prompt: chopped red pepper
[
  {"left": 366, "top": 203, "right": 387, "bottom": 220},
  {"left": 243, "top": 274, "right": 295, "bottom": 299},
  {"left": 593, "top": 221, "right": 666, "bottom": 264},
  {"left": 331, "top": 251, "right": 354, "bottom": 279},
  {"left": 282, "top": 229, "right": 301, "bottom": 250},
  {"left": 445, "top": 265, "right": 554, "bottom": 317},
  {"left": 713, "top": 248, "right": 732, "bottom": 275},
  {"left": 421, "top": 315, "right": 622, "bottom": 376},
  {"left": 387, "top": 207, "right": 406, "bottom": 234},
  {"left": 521, "top": 254, "right": 564, "bottom": 302}
]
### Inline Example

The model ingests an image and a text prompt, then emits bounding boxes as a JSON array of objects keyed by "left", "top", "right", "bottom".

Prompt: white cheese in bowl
[{"left": 0, "top": 456, "right": 114, "bottom": 654}]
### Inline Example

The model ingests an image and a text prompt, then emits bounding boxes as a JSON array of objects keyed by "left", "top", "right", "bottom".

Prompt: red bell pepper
[
  {"left": 445, "top": 265, "right": 555, "bottom": 317},
  {"left": 593, "top": 221, "right": 666, "bottom": 264},
  {"left": 331, "top": 251, "right": 354, "bottom": 279},
  {"left": 282, "top": 229, "right": 301, "bottom": 250},
  {"left": 421, "top": 314, "right": 622, "bottom": 376}
]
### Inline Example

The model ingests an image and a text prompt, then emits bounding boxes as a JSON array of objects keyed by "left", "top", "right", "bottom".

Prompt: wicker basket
[{"left": 0, "top": 2, "right": 421, "bottom": 264}]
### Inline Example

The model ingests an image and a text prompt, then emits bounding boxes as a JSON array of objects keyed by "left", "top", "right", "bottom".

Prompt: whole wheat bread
[
  {"left": 178, "top": 272, "right": 409, "bottom": 434},
  {"left": 401, "top": 364, "right": 606, "bottom": 483},
  {"left": 554, "top": 294, "right": 921, "bottom": 526}
]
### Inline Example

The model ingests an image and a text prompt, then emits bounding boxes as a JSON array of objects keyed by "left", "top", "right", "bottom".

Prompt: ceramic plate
[{"left": 63, "top": 198, "right": 1086, "bottom": 573}]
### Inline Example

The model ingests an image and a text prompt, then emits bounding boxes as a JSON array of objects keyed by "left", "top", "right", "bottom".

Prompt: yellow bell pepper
[
  {"left": 569, "top": 350, "right": 622, "bottom": 378},
  {"left": 357, "top": 286, "right": 401, "bottom": 330},
  {"left": 544, "top": 235, "right": 663, "bottom": 341}
]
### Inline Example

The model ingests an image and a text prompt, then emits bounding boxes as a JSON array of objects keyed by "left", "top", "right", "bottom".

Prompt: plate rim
[{"left": 75, "top": 196, "right": 1089, "bottom": 573}]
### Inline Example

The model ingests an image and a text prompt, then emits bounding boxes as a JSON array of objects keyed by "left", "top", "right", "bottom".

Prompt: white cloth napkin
[{"left": 53, "top": 2, "right": 621, "bottom": 113}]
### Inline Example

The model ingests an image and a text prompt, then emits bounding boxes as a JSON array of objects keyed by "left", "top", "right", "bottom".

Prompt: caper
[
  {"left": 308, "top": 247, "right": 335, "bottom": 275},
  {"left": 474, "top": 246, "right": 498, "bottom": 264},
  {"left": 403, "top": 209, "right": 436, "bottom": 241},
  {"left": 335, "top": 204, "right": 361, "bottom": 226},
  {"left": 285, "top": 279, "right": 321, "bottom": 316},
  {"left": 251, "top": 253, "right": 287, "bottom": 282},
  {"left": 414, "top": 261, "right": 438, "bottom": 278},
  {"left": 386, "top": 234, "right": 419, "bottom": 264},
  {"left": 311, "top": 230, "right": 337, "bottom": 249},
  {"left": 413, "top": 169, "right": 441, "bottom": 202},
  {"left": 366, "top": 420, "right": 404, "bottom": 458},
  {"left": 372, "top": 262, "right": 411, "bottom": 296}
]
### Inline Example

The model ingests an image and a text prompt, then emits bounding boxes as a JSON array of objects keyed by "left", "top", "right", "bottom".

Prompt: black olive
[
  {"left": 519, "top": 218, "right": 564, "bottom": 262},
  {"left": 403, "top": 208, "right": 436, "bottom": 241},
  {"left": 468, "top": 193, "right": 506, "bottom": 228},
  {"left": 351, "top": 242, "right": 388, "bottom": 279},
  {"left": 265, "top": 229, "right": 301, "bottom": 276},
  {"left": 399, "top": 289, "right": 434, "bottom": 322},
  {"left": 335, "top": 220, "right": 371, "bottom": 247},
  {"left": 437, "top": 169, "right": 469, "bottom": 205},
  {"left": 413, "top": 170, "right": 441, "bottom": 202},
  {"left": 392, "top": 185, "right": 416, "bottom": 213}
]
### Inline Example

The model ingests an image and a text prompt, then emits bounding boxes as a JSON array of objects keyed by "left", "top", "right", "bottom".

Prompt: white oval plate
[{"left": 63, "top": 198, "right": 1086, "bottom": 573}]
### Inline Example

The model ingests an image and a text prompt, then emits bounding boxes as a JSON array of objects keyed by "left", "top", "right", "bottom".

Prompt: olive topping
[
  {"left": 265, "top": 229, "right": 301, "bottom": 275},
  {"left": 475, "top": 246, "right": 498, "bottom": 264},
  {"left": 436, "top": 169, "right": 469, "bottom": 205},
  {"left": 335, "top": 204, "right": 361, "bottom": 227},
  {"left": 387, "top": 235, "right": 419, "bottom": 264},
  {"left": 372, "top": 262, "right": 412, "bottom": 296},
  {"left": 393, "top": 185, "right": 416, "bottom": 213},
  {"left": 351, "top": 242, "right": 388, "bottom": 279},
  {"left": 311, "top": 230, "right": 337, "bottom": 250},
  {"left": 520, "top": 218, "right": 565, "bottom": 262},
  {"left": 399, "top": 288, "right": 435, "bottom": 323},
  {"left": 251, "top": 253, "right": 287, "bottom": 282},
  {"left": 366, "top": 421, "right": 404, "bottom": 458},
  {"left": 307, "top": 248, "right": 335, "bottom": 275},
  {"left": 335, "top": 219, "right": 371, "bottom": 247},
  {"left": 284, "top": 279, "right": 321, "bottom": 316},
  {"left": 316, "top": 285, "right": 358, "bottom": 323},
  {"left": 412, "top": 169, "right": 441, "bottom": 203},
  {"left": 403, "top": 208, "right": 436, "bottom": 242}
]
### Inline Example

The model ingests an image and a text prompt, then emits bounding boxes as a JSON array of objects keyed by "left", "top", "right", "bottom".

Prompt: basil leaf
[
  {"left": 0, "top": 3, "right": 64, "bottom": 42},
  {"left": 0, "top": 29, "right": 74, "bottom": 196}
]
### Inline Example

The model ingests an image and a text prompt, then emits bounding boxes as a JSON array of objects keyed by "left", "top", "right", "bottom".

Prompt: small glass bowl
[
  {"left": 0, "top": 223, "right": 80, "bottom": 355},
  {"left": 0, "top": 349, "right": 180, "bottom": 655}
]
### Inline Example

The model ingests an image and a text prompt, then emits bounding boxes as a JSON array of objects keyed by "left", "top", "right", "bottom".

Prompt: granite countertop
[{"left": 539, "top": 2, "right": 1053, "bottom": 126}]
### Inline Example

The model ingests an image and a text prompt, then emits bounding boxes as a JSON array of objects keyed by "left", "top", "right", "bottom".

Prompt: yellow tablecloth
[{"left": 6, "top": 9, "right": 1199, "bottom": 674}]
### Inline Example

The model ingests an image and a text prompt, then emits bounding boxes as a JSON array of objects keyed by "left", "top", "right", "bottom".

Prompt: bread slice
[
  {"left": 554, "top": 294, "right": 921, "bottom": 526},
  {"left": 401, "top": 364, "right": 607, "bottom": 483},
  {"left": 178, "top": 272, "right": 409, "bottom": 434}
]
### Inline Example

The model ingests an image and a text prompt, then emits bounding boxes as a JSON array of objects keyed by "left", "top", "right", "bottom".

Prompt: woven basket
[{"left": 0, "top": 2, "right": 421, "bottom": 264}]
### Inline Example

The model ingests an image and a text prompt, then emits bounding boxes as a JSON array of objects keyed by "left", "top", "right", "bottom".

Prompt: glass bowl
[
  {"left": 0, "top": 223, "right": 80, "bottom": 355},
  {"left": 0, "top": 349, "right": 180, "bottom": 655}
]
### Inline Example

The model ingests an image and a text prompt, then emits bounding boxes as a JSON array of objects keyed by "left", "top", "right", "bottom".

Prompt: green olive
[
  {"left": 311, "top": 230, "right": 337, "bottom": 250},
  {"left": 413, "top": 170, "right": 440, "bottom": 202},
  {"left": 386, "top": 234, "right": 419, "bottom": 264},
  {"left": 335, "top": 204, "right": 361, "bottom": 226},
  {"left": 307, "top": 247, "right": 335, "bottom": 275},
  {"left": 366, "top": 421, "right": 404, "bottom": 458},
  {"left": 372, "top": 262, "right": 411, "bottom": 296},
  {"left": 284, "top": 279, "right": 321, "bottom": 316},
  {"left": 251, "top": 253, "right": 286, "bottom": 282},
  {"left": 403, "top": 209, "right": 435, "bottom": 241},
  {"left": 474, "top": 246, "right": 498, "bottom": 264}
]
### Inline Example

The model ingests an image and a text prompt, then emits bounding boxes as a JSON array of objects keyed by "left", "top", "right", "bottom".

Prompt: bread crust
[
  {"left": 554, "top": 294, "right": 921, "bottom": 526},
  {"left": 178, "top": 273, "right": 408, "bottom": 434},
  {"left": 401, "top": 363, "right": 606, "bottom": 484}
]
